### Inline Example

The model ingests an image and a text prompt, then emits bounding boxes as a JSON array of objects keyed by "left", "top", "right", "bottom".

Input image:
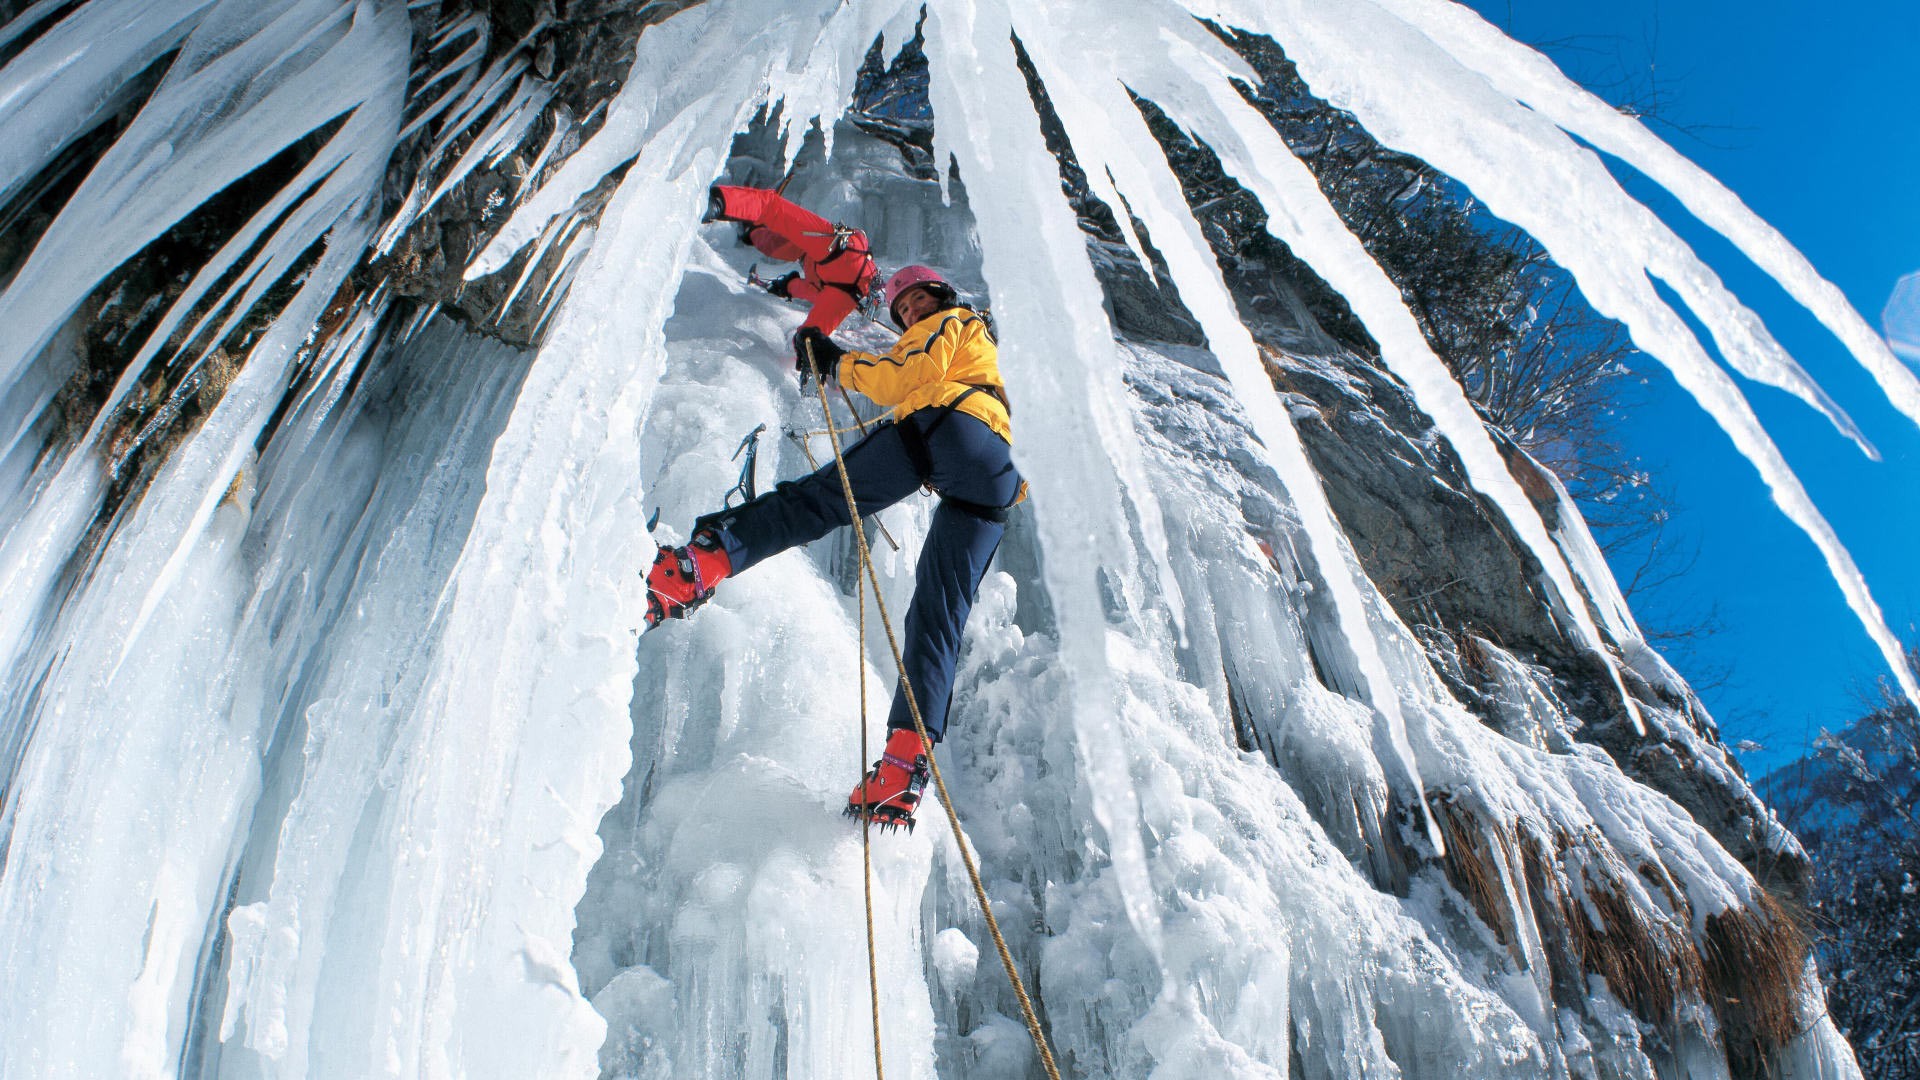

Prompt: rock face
[
  {"left": 1270, "top": 341, "right": 1803, "bottom": 891},
  {"left": 1044, "top": 45, "right": 1808, "bottom": 907},
  {"left": 1, "top": 0, "right": 709, "bottom": 518}
]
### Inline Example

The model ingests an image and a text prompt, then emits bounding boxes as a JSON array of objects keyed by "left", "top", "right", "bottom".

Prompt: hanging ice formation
[{"left": 0, "top": 0, "right": 1909, "bottom": 1076}]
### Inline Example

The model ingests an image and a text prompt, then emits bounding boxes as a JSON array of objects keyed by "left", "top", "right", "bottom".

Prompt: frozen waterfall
[{"left": 0, "top": 0, "right": 1906, "bottom": 1077}]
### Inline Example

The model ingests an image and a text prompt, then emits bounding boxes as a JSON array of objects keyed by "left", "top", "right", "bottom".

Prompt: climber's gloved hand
[
  {"left": 700, "top": 185, "right": 726, "bottom": 224},
  {"left": 794, "top": 327, "right": 844, "bottom": 383},
  {"left": 766, "top": 271, "right": 800, "bottom": 300}
]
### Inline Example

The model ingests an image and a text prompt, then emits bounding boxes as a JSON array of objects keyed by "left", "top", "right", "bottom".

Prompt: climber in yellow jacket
[
  {"left": 826, "top": 292, "right": 1012, "bottom": 444},
  {"left": 644, "top": 266, "right": 1022, "bottom": 831}
]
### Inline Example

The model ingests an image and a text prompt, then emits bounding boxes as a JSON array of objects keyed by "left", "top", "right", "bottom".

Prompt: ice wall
[
  {"left": 0, "top": 310, "right": 530, "bottom": 1077},
  {"left": 0, "top": 0, "right": 1900, "bottom": 1077}
]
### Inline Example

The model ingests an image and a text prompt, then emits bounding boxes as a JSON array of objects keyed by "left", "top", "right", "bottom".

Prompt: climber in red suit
[{"left": 703, "top": 184, "right": 879, "bottom": 338}]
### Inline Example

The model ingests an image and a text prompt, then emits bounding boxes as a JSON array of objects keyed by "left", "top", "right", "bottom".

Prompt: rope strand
[
  {"left": 810, "top": 347, "right": 1062, "bottom": 1080},
  {"left": 857, "top": 563, "right": 884, "bottom": 1080}
]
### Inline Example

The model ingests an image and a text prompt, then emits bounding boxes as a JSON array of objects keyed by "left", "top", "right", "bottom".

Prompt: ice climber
[
  {"left": 703, "top": 183, "right": 878, "bottom": 335},
  {"left": 644, "top": 258, "right": 1021, "bottom": 831}
]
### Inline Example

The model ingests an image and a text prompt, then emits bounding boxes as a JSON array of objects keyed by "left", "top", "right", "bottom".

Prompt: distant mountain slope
[{"left": 1765, "top": 702, "right": 1920, "bottom": 1080}]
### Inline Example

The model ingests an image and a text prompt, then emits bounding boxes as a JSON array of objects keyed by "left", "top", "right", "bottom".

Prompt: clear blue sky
[{"left": 1459, "top": 0, "right": 1920, "bottom": 775}]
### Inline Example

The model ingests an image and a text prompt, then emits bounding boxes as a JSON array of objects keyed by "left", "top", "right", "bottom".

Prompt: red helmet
[{"left": 884, "top": 265, "right": 957, "bottom": 328}]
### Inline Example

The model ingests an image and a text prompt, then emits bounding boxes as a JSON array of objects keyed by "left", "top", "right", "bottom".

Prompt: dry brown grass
[
  {"left": 1433, "top": 796, "right": 1519, "bottom": 953},
  {"left": 1428, "top": 793, "right": 1812, "bottom": 1071},
  {"left": 1701, "top": 893, "right": 1810, "bottom": 1077},
  {"left": 1453, "top": 630, "right": 1489, "bottom": 673},
  {"left": 1548, "top": 834, "right": 1700, "bottom": 1029}
]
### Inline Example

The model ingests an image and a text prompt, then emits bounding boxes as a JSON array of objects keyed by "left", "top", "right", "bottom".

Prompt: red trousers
[{"left": 715, "top": 185, "right": 875, "bottom": 334}]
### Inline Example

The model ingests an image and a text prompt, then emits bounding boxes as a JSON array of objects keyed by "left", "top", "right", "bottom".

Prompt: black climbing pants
[{"left": 702, "top": 408, "right": 1021, "bottom": 741}]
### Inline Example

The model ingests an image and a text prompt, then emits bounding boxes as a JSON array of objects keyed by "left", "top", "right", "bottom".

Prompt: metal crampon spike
[{"left": 844, "top": 802, "right": 918, "bottom": 833}]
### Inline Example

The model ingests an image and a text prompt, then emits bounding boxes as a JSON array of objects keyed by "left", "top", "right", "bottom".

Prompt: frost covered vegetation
[
  {"left": 1, "top": 1, "right": 1917, "bottom": 1078},
  {"left": 1767, "top": 659, "right": 1920, "bottom": 1080}
]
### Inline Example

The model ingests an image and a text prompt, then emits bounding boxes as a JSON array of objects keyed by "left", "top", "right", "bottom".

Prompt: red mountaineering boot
[
  {"left": 846, "top": 727, "right": 930, "bottom": 832},
  {"left": 643, "top": 531, "right": 732, "bottom": 629}
]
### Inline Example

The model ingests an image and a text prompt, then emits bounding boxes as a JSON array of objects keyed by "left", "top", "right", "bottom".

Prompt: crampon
[
  {"left": 846, "top": 727, "right": 930, "bottom": 832},
  {"left": 643, "top": 531, "right": 732, "bottom": 629}
]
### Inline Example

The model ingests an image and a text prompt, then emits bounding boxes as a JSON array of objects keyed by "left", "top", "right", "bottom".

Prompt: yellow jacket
[{"left": 837, "top": 307, "right": 1012, "bottom": 443}]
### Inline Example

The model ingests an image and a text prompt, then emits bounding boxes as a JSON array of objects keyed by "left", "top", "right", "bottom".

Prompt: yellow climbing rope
[
  {"left": 810, "top": 348, "right": 1063, "bottom": 1080},
  {"left": 857, "top": 565, "right": 884, "bottom": 1080}
]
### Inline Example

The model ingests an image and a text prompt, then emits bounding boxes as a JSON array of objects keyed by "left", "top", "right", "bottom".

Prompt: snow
[{"left": 0, "top": 0, "right": 1894, "bottom": 1077}]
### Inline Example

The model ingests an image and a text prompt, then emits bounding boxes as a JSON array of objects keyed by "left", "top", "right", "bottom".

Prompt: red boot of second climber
[
  {"left": 847, "top": 728, "right": 931, "bottom": 831},
  {"left": 644, "top": 531, "right": 732, "bottom": 629}
]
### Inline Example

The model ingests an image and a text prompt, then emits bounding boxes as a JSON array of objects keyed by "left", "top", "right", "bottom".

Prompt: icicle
[
  {"left": 1373, "top": 0, "right": 1920, "bottom": 434},
  {"left": 427, "top": 52, "right": 531, "bottom": 160},
  {"left": 0, "top": 0, "right": 411, "bottom": 458},
  {"left": 924, "top": 0, "right": 1177, "bottom": 962},
  {"left": 0, "top": 0, "right": 78, "bottom": 54},
  {"left": 1176, "top": 0, "right": 1876, "bottom": 459},
  {"left": 513, "top": 104, "right": 574, "bottom": 203},
  {"left": 1006, "top": 0, "right": 1452, "bottom": 842},
  {"left": 534, "top": 221, "right": 592, "bottom": 311},
  {"left": 1063, "top": 8, "right": 1645, "bottom": 735},
  {"left": 271, "top": 292, "right": 390, "bottom": 466},
  {"left": 526, "top": 224, "right": 593, "bottom": 342},
  {"left": 0, "top": 0, "right": 217, "bottom": 206},
  {"left": 411, "top": 74, "right": 552, "bottom": 225},
  {"left": 765, "top": 0, "right": 913, "bottom": 167},
  {"left": 1180, "top": 0, "right": 1920, "bottom": 711},
  {"left": 394, "top": 12, "right": 487, "bottom": 142},
  {"left": 0, "top": 0, "right": 409, "bottom": 688},
  {"left": 380, "top": 71, "right": 549, "bottom": 252},
  {"left": 874, "top": 3, "right": 924, "bottom": 73},
  {"left": 494, "top": 213, "right": 577, "bottom": 319}
]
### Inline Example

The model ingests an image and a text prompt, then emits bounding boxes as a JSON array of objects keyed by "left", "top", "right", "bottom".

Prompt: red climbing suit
[{"left": 711, "top": 185, "right": 878, "bottom": 334}]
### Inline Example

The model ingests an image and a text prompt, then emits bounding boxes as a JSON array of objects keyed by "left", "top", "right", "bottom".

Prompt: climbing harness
[
  {"left": 806, "top": 340, "right": 1063, "bottom": 1080},
  {"left": 800, "top": 222, "right": 879, "bottom": 303},
  {"left": 890, "top": 385, "right": 1025, "bottom": 524},
  {"left": 805, "top": 222, "right": 865, "bottom": 262}
]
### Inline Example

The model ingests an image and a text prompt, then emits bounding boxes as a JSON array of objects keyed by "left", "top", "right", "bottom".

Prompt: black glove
[
  {"left": 766, "top": 271, "right": 799, "bottom": 300},
  {"left": 700, "top": 186, "right": 725, "bottom": 224},
  {"left": 794, "top": 327, "right": 844, "bottom": 381}
]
